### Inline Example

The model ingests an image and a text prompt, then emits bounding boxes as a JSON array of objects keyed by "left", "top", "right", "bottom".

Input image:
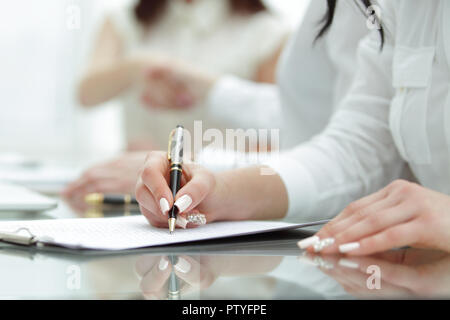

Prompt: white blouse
[
  {"left": 109, "top": 0, "right": 288, "bottom": 148},
  {"left": 199, "top": 0, "right": 368, "bottom": 171},
  {"left": 267, "top": 0, "right": 450, "bottom": 221}
]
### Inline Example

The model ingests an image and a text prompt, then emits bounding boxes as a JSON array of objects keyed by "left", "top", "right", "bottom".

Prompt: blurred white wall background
[{"left": 0, "top": 0, "right": 310, "bottom": 165}]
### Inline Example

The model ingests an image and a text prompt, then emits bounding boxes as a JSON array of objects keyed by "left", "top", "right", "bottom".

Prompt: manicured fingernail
[
  {"left": 338, "top": 258, "right": 359, "bottom": 269},
  {"left": 174, "top": 257, "right": 191, "bottom": 273},
  {"left": 159, "top": 198, "right": 170, "bottom": 215},
  {"left": 297, "top": 236, "right": 320, "bottom": 249},
  {"left": 174, "top": 195, "right": 192, "bottom": 213},
  {"left": 339, "top": 242, "right": 360, "bottom": 253},
  {"left": 313, "top": 238, "right": 335, "bottom": 252},
  {"left": 176, "top": 216, "right": 188, "bottom": 229},
  {"left": 158, "top": 257, "right": 169, "bottom": 271}
]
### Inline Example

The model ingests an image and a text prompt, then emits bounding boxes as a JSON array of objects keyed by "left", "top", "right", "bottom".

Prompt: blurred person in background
[
  {"left": 63, "top": 0, "right": 289, "bottom": 199},
  {"left": 63, "top": 0, "right": 368, "bottom": 203},
  {"left": 77, "top": 0, "right": 287, "bottom": 151},
  {"left": 63, "top": 0, "right": 286, "bottom": 203}
]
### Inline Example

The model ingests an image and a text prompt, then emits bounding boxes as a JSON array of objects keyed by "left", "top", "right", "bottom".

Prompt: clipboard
[{"left": 0, "top": 216, "right": 330, "bottom": 252}]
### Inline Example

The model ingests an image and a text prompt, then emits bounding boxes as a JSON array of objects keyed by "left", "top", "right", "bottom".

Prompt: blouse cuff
[{"left": 264, "top": 154, "right": 318, "bottom": 222}]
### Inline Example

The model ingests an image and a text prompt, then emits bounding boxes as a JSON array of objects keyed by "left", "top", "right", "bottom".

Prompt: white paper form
[{"left": 0, "top": 216, "right": 327, "bottom": 251}]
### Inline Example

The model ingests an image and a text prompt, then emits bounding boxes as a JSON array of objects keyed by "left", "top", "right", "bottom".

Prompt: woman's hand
[
  {"left": 135, "top": 151, "right": 227, "bottom": 228},
  {"left": 62, "top": 152, "right": 147, "bottom": 203},
  {"left": 302, "top": 180, "right": 450, "bottom": 255},
  {"left": 135, "top": 152, "right": 288, "bottom": 228},
  {"left": 140, "top": 58, "right": 217, "bottom": 110}
]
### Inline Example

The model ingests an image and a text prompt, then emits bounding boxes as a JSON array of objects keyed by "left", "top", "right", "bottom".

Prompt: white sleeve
[
  {"left": 206, "top": 75, "right": 282, "bottom": 130},
  {"left": 266, "top": 27, "right": 405, "bottom": 222}
]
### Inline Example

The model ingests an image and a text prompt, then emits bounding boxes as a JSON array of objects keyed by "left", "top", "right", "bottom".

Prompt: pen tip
[{"left": 168, "top": 218, "right": 176, "bottom": 234}]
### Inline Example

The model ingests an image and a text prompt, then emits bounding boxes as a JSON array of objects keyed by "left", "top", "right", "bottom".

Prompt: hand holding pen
[
  {"left": 135, "top": 127, "right": 218, "bottom": 231},
  {"left": 167, "top": 125, "right": 185, "bottom": 233}
]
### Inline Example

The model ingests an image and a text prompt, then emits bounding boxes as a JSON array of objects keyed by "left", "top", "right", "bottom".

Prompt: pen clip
[
  {"left": 167, "top": 128, "right": 176, "bottom": 162},
  {"left": 0, "top": 228, "right": 37, "bottom": 246}
]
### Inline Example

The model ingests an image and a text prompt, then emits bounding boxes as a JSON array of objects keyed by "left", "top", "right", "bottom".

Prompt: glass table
[{"left": 0, "top": 198, "right": 449, "bottom": 300}]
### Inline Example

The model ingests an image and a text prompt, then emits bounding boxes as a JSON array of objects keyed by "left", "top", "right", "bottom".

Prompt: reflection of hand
[
  {"left": 308, "top": 180, "right": 450, "bottom": 255},
  {"left": 135, "top": 255, "right": 217, "bottom": 299},
  {"left": 134, "top": 255, "right": 283, "bottom": 299},
  {"left": 303, "top": 249, "right": 450, "bottom": 298},
  {"left": 62, "top": 152, "right": 147, "bottom": 204},
  {"left": 140, "top": 58, "right": 217, "bottom": 110}
]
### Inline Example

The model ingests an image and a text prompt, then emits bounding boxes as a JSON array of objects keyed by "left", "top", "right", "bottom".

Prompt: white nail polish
[
  {"left": 158, "top": 257, "right": 169, "bottom": 271},
  {"left": 176, "top": 216, "right": 188, "bottom": 229},
  {"left": 297, "top": 236, "right": 320, "bottom": 249},
  {"left": 338, "top": 258, "right": 359, "bottom": 269},
  {"left": 339, "top": 242, "right": 360, "bottom": 253},
  {"left": 314, "top": 238, "right": 335, "bottom": 252},
  {"left": 159, "top": 198, "right": 170, "bottom": 215},
  {"left": 174, "top": 195, "right": 192, "bottom": 213},
  {"left": 174, "top": 257, "right": 191, "bottom": 273}
]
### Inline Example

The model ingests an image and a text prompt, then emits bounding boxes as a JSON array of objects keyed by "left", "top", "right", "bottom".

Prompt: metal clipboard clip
[{"left": 0, "top": 228, "right": 38, "bottom": 246}]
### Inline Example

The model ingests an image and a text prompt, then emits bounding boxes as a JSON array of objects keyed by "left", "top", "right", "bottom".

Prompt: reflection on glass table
[
  {"left": 301, "top": 249, "right": 450, "bottom": 299},
  {"left": 0, "top": 197, "right": 449, "bottom": 300}
]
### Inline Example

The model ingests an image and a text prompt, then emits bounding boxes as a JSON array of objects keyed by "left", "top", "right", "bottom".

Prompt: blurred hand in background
[{"left": 62, "top": 151, "right": 147, "bottom": 203}]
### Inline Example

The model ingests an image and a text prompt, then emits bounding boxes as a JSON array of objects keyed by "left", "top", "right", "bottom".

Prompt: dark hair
[
  {"left": 316, "top": 0, "right": 384, "bottom": 48},
  {"left": 135, "top": 0, "right": 266, "bottom": 26}
]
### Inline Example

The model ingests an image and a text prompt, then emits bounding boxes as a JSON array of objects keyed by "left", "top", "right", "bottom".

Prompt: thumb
[{"left": 173, "top": 167, "right": 215, "bottom": 215}]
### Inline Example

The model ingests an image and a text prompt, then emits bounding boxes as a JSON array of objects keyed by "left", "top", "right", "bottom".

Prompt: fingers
[
  {"left": 316, "top": 187, "right": 388, "bottom": 239},
  {"left": 172, "top": 256, "right": 215, "bottom": 290},
  {"left": 63, "top": 177, "right": 124, "bottom": 204},
  {"left": 143, "top": 66, "right": 194, "bottom": 109},
  {"left": 140, "top": 204, "right": 168, "bottom": 229},
  {"left": 319, "top": 202, "right": 416, "bottom": 254},
  {"left": 62, "top": 163, "right": 132, "bottom": 199},
  {"left": 135, "top": 255, "right": 161, "bottom": 278},
  {"left": 307, "top": 185, "right": 407, "bottom": 254},
  {"left": 173, "top": 165, "right": 215, "bottom": 215},
  {"left": 137, "top": 152, "right": 173, "bottom": 217},
  {"left": 342, "top": 221, "right": 421, "bottom": 256},
  {"left": 139, "top": 256, "right": 172, "bottom": 299},
  {"left": 136, "top": 152, "right": 215, "bottom": 227},
  {"left": 142, "top": 79, "right": 176, "bottom": 109},
  {"left": 317, "top": 194, "right": 400, "bottom": 241},
  {"left": 137, "top": 255, "right": 215, "bottom": 299}
]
